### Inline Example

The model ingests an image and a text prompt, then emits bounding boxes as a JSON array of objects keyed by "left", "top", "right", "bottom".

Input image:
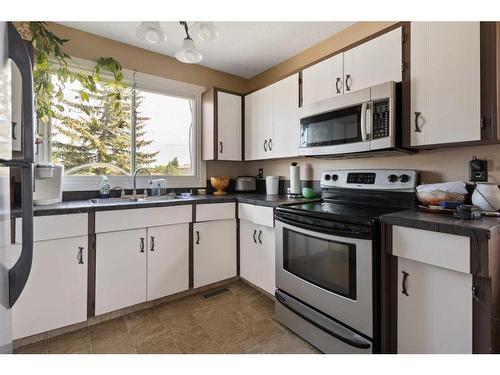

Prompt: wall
[{"left": 46, "top": 23, "right": 248, "bottom": 94}]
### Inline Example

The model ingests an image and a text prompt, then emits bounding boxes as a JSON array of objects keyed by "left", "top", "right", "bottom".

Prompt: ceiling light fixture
[
  {"left": 136, "top": 22, "right": 166, "bottom": 44},
  {"left": 191, "top": 22, "right": 219, "bottom": 42},
  {"left": 175, "top": 21, "right": 203, "bottom": 64}
]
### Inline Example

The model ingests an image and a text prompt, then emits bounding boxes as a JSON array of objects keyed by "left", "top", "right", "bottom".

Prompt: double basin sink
[{"left": 89, "top": 194, "right": 192, "bottom": 205}]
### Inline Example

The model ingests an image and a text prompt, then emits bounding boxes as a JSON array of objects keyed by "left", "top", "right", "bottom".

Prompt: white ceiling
[{"left": 57, "top": 22, "right": 354, "bottom": 78}]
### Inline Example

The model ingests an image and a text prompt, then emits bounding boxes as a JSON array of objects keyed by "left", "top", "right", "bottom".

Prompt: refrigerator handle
[
  {"left": 8, "top": 22, "right": 34, "bottom": 163},
  {"left": 9, "top": 165, "right": 33, "bottom": 307}
]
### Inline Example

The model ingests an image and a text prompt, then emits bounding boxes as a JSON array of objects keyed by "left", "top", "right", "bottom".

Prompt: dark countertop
[
  {"left": 11, "top": 194, "right": 320, "bottom": 218},
  {"left": 381, "top": 209, "right": 500, "bottom": 240}
]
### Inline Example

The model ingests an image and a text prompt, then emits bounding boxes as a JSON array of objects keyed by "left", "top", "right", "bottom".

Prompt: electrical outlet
[{"left": 258, "top": 168, "right": 264, "bottom": 179}]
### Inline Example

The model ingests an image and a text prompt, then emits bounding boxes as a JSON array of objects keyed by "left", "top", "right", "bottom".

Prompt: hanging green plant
[{"left": 23, "top": 22, "right": 126, "bottom": 126}]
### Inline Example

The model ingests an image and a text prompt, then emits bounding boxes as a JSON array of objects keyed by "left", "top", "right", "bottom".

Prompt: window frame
[{"left": 40, "top": 57, "right": 206, "bottom": 191}]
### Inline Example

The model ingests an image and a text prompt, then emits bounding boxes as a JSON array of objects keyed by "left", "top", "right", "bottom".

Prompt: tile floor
[{"left": 14, "top": 280, "right": 320, "bottom": 354}]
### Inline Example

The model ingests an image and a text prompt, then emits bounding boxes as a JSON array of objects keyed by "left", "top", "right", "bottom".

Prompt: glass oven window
[
  {"left": 283, "top": 228, "right": 356, "bottom": 300},
  {"left": 300, "top": 104, "right": 362, "bottom": 147}
]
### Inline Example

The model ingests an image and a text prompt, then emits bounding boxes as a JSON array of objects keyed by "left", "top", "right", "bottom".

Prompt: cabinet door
[
  {"left": 302, "top": 53, "right": 344, "bottom": 106},
  {"left": 272, "top": 74, "right": 299, "bottom": 158},
  {"left": 397, "top": 257, "right": 472, "bottom": 353},
  {"left": 240, "top": 221, "right": 275, "bottom": 295},
  {"left": 410, "top": 22, "right": 481, "bottom": 146},
  {"left": 12, "top": 237, "right": 88, "bottom": 339},
  {"left": 217, "top": 91, "right": 242, "bottom": 161},
  {"left": 193, "top": 219, "right": 237, "bottom": 288},
  {"left": 147, "top": 224, "right": 189, "bottom": 301},
  {"left": 95, "top": 229, "right": 147, "bottom": 315},
  {"left": 343, "top": 27, "right": 402, "bottom": 93}
]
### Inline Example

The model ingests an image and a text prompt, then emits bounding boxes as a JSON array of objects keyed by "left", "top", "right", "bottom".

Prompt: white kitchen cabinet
[
  {"left": 202, "top": 88, "right": 243, "bottom": 161},
  {"left": 343, "top": 27, "right": 402, "bottom": 93},
  {"left": 12, "top": 236, "right": 88, "bottom": 339},
  {"left": 193, "top": 219, "right": 237, "bottom": 288},
  {"left": 410, "top": 22, "right": 481, "bottom": 146},
  {"left": 302, "top": 53, "right": 344, "bottom": 106},
  {"left": 272, "top": 74, "right": 299, "bottom": 158},
  {"left": 240, "top": 220, "right": 275, "bottom": 295},
  {"left": 95, "top": 228, "right": 147, "bottom": 315},
  {"left": 244, "top": 74, "right": 299, "bottom": 160},
  {"left": 397, "top": 257, "right": 473, "bottom": 353},
  {"left": 147, "top": 224, "right": 189, "bottom": 301}
]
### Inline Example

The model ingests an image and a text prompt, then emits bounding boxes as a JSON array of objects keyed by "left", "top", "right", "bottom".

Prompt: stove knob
[
  {"left": 399, "top": 174, "right": 410, "bottom": 183},
  {"left": 387, "top": 174, "right": 398, "bottom": 183},
  {"left": 331, "top": 174, "right": 338, "bottom": 181},
  {"left": 324, "top": 174, "right": 331, "bottom": 182}
]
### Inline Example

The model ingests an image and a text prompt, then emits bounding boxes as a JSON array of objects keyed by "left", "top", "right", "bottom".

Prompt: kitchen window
[{"left": 40, "top": 57, "right": 206, "bottom": 190}]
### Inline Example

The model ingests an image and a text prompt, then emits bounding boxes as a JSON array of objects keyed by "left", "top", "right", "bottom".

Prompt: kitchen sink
[{"left": 88, "top": 194, "right": 191, "bottom": 205}]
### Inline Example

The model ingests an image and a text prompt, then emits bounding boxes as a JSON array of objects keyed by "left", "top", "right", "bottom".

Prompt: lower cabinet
[
  {"left": 12, "top": 236, "right": 88, "bottom": 339},
  {"left": 240, "top": 219, "right": 275, "bottom": 295},
  {"left": 95, "top": 224, "right": 189, "bottom": 316},
  {"left": 397, "top": 257, "right": 473, "bottom": 354},
  {"left": 193, "top": 219, "right": 237, "bottom": 288}
]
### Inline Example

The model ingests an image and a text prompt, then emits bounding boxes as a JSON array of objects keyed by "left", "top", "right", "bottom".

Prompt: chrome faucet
[{"left": 132, "top": 167, "right": 152, "bottom": 196}]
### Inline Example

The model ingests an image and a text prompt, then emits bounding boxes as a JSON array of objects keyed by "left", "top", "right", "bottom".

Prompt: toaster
[{"left": 235, "top": 176, "right": 257, "bottom": 192}]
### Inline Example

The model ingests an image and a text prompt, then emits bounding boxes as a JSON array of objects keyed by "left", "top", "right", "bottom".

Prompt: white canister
[
  {"left": 472, "top": 183, "right": 500, "bottom": 211},
  {"left": 266, "top": 176, "right": 280, "bottom": 195}
]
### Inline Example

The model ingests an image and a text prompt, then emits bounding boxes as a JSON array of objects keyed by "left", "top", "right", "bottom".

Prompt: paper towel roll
[{"left": 290, "top": 162, "right": 301, "bottom": 195}]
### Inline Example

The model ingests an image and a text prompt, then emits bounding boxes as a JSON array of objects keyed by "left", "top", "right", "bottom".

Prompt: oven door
[{"left": 275, "top": 217, "right": 373, "bottom": 337}]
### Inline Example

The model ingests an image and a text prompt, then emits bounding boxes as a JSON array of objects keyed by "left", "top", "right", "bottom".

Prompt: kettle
[{"left": 472, "top": 183, "right": 500, "bottom": 211}]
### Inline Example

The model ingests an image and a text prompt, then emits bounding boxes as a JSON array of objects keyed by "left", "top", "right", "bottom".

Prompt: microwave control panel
[{"left": 372, "top": 99, "right": 390, "bottom": 139}]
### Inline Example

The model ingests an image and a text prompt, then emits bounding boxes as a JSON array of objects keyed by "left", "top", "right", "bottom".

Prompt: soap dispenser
[{"left": 98, "top": 176, "right": 111, "bottom": 198}]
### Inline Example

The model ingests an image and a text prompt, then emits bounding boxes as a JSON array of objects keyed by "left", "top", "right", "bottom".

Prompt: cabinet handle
[
  {"left": 263, "top": 139, "right": 268, "bottom": 152},
  {"left": 414, "top": 112, "right": 422, "bottom": 133},
  {"left": 253, "top": 229, "right": 257, "bottom": 243},
  {"left": 401, "top": 271, "right": 409, "bottom": 296},
  {"left": 140, "top": 237, "right": 145, "bottom": 253},
  {"left": 219, "top": 141, "right": 223, "bottom": 154},
  {"left": 268, "top": 138, "right": 272, "bottom": 152},
  {"left": 345, "top": 74, "right": 352, "bottom": 91},
  {"left": 258, "top": 230, "right": 262, "bottom": 244},
  {"left": 150, "top": 236, "right": 155, "bottom": 251},
  {"left": 335, "top": 77, "right": 341, "bottom": 94},
  {"left": 12, "top": 121, "right": 17, "bottom": 140},
  {"left": 195, "top": 231, "right": 200, "bottom": 245},
  {"left": 78, "top": 247, "right": 84, "bottom": 264}
]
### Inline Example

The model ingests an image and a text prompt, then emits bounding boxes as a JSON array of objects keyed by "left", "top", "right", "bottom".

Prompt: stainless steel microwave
[{"left": 299, "top": 81, "right": 397, "bottom": 157}]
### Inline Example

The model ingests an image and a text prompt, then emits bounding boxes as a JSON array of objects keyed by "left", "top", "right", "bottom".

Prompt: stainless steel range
[{"left": 274, "top": 169, "right": 417, "bottom": 353}]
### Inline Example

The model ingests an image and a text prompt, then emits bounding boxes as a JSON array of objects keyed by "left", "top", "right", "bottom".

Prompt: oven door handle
[
  {"left": 276, "top": 216, "right": 367, "bottom": 239},
  {"left": 360, "top": 102, "right": 368, "bottom": 141},
  {"left": 275, "top": 290, "right": 371, "bottom": 350}
]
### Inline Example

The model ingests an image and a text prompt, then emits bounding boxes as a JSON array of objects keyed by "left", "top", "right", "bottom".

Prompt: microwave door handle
[
  {"left": 366, "top": 103, "right": 372, "bottom": 140},
  {"left": 360, "top": 102, "right": 368, "bottom": 141}
]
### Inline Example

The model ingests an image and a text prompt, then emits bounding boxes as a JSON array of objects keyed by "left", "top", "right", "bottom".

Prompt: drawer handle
[
  {"left": 196, "top": 231, "right": 200, "bottom": 245},
  {"left": 401, "top": 271, "right": 409, "bottom": 296},
  {"left": 263, "top": 139, "right": 268, "bottom": 152},
  {"left": 140, "top": 237, "right": 145, "bottom": 253},
  {"left": 253, "top": 229, "right": 257, "bottom": 244},
  {"left": 414, "top": 112, "right": 422, "bottom": 133},
  {"left": 345, "top": 74, "right": 352, "bottom": 91},
  {"left": 335, "top": 77, "right": 341, "bottom": 94},
  {"left": 78, "top": 247, "right": 84, "bottom": 264},
  {"left": 258, "top": 230, "right": 262, "bottom": 244},
  {"left": 150, "top": 236, "right": 155, "bottom": 251}
]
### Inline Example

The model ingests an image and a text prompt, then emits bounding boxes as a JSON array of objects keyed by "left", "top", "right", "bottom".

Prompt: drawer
[
  {"left": 392, "top": 226, "right": 470, "bottom": 274},
  {"left": 95, "top": 205, "right": 192, "bottom": 233},
  {"left": 16, "top": 213, "right": 88, "bottom": 243},
  {"left": 238, "top": 203, "right": 274, "bottom": 228},
  {"left": 196, "top": 202, "right": 235, "bottom": 222}
]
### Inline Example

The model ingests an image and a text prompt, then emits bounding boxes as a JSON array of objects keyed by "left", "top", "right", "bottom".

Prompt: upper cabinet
[
  {"left": 245, "top": 73, "right": 299, "bottom": 161},
  {"left": 202, "top": 88, "right": 243, "bottom": 161},
  {"left": 302, "top": 27, "right": 402, "bottom": 106},
  {"left": 410, "top": 22, "right": 481, "bottom": 147}
]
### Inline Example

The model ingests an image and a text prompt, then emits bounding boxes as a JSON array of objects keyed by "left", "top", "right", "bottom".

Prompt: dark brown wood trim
[
  {"left": 10, "top": 217, "right": 15, "bottom": 245},
  {"left": 245, "top": 22, "right": 408, "bottom": 95},
  {"left": 470, "top": 235, "right": 490, "bottom": 278},
  {"left": 235, "top": 203, "right": 240, "bottom": 276},
  {"left": 401, "top": 22, "right": 411, "bottom": 149},
  {"left": 241, "top": 95, "right": 245, "bottom": 161},
  {"left": 380, "top": 223, "right": 397, "bottom": 353},
  {"left": 298, "top": 71, "right": 303, "bottom": 108},
  {"left": 189, "top": 222, "right": 194, "bottom": 289},
  {"left": 480, "top": 22, "right": 498, "bottom": 142},
  {"left": 473, "top": 275, "right": 492, "bottom": 353},
  {"left": 87, "top": 212, "right": 96, "bottom": 318}
]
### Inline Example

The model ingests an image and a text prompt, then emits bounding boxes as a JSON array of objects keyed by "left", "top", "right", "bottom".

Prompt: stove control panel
[{"left": 321, "top": 169, "right": 417, "bottom": 191}]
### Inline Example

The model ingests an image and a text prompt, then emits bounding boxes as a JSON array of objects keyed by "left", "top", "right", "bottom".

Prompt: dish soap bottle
[{"left": 98, "top": 176, "right": 111, "bottom": 199}]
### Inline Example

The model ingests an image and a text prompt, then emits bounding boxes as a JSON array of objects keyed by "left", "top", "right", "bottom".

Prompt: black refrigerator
[{"left": 0, "top": 21, "right": 35, "bottom": 354}]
